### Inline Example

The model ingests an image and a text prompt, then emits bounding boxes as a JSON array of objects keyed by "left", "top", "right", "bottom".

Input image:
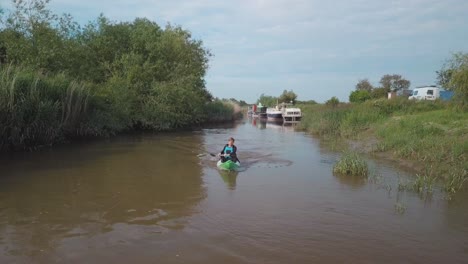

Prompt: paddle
[{"left": 202, "top": 151, "right": 240, "bottom": 163}]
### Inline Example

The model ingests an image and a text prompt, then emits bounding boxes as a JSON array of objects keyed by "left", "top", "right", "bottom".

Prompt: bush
[
  {"left": 325, "top": 96, "right": 340, "bottom": 107},
  {"left": 204, "top": 100, "right": 235, "bottom": 123},
  {"left": 349, "top": 90, "right": 371, "bottom": 103},
  {"left": 370, "top": 87, "right": 388, "bottom": 99}
]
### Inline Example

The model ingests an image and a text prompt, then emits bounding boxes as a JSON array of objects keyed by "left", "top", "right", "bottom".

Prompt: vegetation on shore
[
  {"left": 0, "top": 0, "right": 237, "bottom": 151},
  {"left": 333, "top": 151, "right": 369, "bottom": 177},
  {"left": 300, "top": 52, "right": 468, "bottom": 196},
  {"left": 299, "top": 98, "right": 467, "bottom": 195}
]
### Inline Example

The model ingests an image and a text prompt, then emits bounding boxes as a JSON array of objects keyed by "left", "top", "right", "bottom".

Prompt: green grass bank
[{"left": 298, "top": 99, "right": 468, "bottom": 194}]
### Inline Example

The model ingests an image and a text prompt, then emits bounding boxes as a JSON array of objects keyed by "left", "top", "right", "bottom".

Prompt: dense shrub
[{"left": 349, "top": 90, "right": 371, "bottom": 103}]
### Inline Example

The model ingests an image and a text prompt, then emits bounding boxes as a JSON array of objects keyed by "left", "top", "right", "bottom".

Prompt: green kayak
[{"left": 217, "top": 160, "right": 240, "bottom": 171}]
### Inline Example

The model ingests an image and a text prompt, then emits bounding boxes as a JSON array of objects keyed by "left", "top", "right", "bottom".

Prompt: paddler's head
[{"left": 228, "top": 137, "right": 235, "bottom": 146}]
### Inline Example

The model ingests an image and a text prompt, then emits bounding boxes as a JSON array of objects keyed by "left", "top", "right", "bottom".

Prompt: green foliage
[
  {"left": 370, "top": 87, "right": 388, "bottom": 99},
  {"left": 298, "top": 104, "right": 350, "bottom": 137},
  {"left": 355, "top": 79, "right": 373, "bottom": 92},
  {"left": 325, "top": 96, "right": 340, "bottom": 107},
  {"left": 333, "top": 151, "right": 369, "bottom": 177},
  {"left": 300, "top": 99, "right": 467, "bottom": 194},
  {"left": 349, "top": 90, "right": 371, "bottom": 103},
  {"left": 437, "top": 52, "right": 468, "bottom": 91},
  {"left": 449, "top": 64, "right": 468, "bottom": 109},
  {"left": 0, "top": 66, "right": 98, "bottom": 150},
  {"left": 278, "top": 89, "right": 297, "bottom": 104},
  {"left": 379, "top": 74, "right": 411, "bottom": 91},
  {"left": 0, "top": 0, "right": 235, "bottom": 150},
  {"left": 238, "top": 100, "right": 248, "bottom": 107},
  {"left": 257, "top": 94, "right": 278, "bottom": 107},
  {"left": 204, "top": 100, "right": 235, "bottom": 123},
  {"left": 411, "top": 174, "right": 436, "bottom": 196},
  {"left": 296, "top": 99, "right": 317, "bottom": 105},
  {"left": 444, "top": 170, "right": 468, "bottom": 196}
]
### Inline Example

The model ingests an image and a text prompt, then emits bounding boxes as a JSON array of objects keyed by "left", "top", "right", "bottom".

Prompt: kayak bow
[{"left": 217, "top": 160, "right": 240, "bottom": 171}]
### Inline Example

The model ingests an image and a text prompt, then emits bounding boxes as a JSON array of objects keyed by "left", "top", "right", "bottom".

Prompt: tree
[
  {"left": 349, "top": 90, "right": 371, "bottom": 103},
  {"left": 379, "top": 74, "right": 411, "bottom": 92},
  {"left": 325, "top": 96, "right": 340, "bottom": 108},
  {"left": 355, "top": 79, "right": 373, "bottom": 92},
  {"left": 238, "top": 100, "right": 248, "bottom": 107},
  {"left": 278, "top": 89, "right": 297, "bottom": 104},
  {"left": 370, "top": 87, "right": 388, "bottom": 99},
  {"left": 442, "top": 52, "right": 468, "bottom": 108},
  {"left": 436, "top": 69, "right": 454, "bottom": 90},
  {"left": 436, "top": 52, "right": 468, "bottom": 91},
  {"left": 257, "top": 94, "right": 278, "bottom": 107}
]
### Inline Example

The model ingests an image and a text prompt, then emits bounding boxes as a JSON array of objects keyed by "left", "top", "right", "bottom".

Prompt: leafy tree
[
  {"left": 370, "top": 87, "right": 388, "bottom": 99},
  {"left": 278, "top": 89, "right": 297, "bottom": 104},
  {"left": 257, "top": 94, "right": 278, "bottom": 107},
  {"left": 379, "top": 74, "right": 411, "bottom": 92},
  {"left": 450, "top": 68, "right": 468, "bottom": 108},
  {"left": 0, "top": 0, "right": 233, "bottom": 151},
  {"left": 437, "top": 52, "right": 468, "bottom": 91},
  {"left": 349, "top": 90, "right": 371, "bottom": 103},
  {"left": 238, "top": 100, "right": 248, "bottom": 107},
  {"left": 325, "top": 96, "right": 340, "bottom": 108},
  {"left": 355, "top": 79, "right": 373, "bottom": 92},
  {"left": 442, "top": 52, "right": 468, "bottom": 108}
]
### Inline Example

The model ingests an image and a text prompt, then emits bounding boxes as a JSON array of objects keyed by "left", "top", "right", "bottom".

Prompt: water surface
[{"left": 0, "top": 119, "right": 467, "bottom": 263}]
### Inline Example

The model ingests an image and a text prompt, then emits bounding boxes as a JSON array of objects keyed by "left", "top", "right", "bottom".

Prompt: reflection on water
[
  {"left": 248, "top": 117, "right": 298, "bottom": 133},
  {"left": 0, "top": 120, "right": 468, "bottom": 263},
  {"left": 218, "top": 170, "right": 238, "bottom": 190},
  {"left": 0, "top": 134, "right": 205, "bottom": 262},
  {"left": 333, "top": 173, "right": 367, "bottom": 189}
]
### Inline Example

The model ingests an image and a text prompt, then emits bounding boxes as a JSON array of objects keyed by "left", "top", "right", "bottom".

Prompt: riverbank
[
  {"left": 1, "top": 3, "right": 239, "bottom": 151},
  {"left": 0, "top": 67, "right": 239, "bottom": 152},
  {"left": 298, "top": 99, "right": 468, "bottom": 195}
]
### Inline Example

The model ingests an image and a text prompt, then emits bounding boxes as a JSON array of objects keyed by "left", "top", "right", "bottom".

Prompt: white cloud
[{"left": 1, "top": 0, "right": 467, "bottom": 102}]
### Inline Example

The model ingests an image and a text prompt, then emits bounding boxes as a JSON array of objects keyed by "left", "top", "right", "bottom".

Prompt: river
[{"left": 0, "top": 119, "right": 467, "bottom": 263}]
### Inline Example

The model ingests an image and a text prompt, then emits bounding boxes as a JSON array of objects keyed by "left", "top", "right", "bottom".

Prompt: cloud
[{"left": 1, "top": 0, "right": 467, "bottom": 102}]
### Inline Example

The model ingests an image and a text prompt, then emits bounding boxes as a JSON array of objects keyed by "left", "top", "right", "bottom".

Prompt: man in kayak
[{"left": 220, "top": 137, "right": 239, "bottom": 163}]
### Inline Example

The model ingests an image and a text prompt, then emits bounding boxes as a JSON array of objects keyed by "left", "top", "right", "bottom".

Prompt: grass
[
  {"left": 0, "top": 66, "right": 238, "bottom": 151},
  {"left": 333, "top": 151, "right": 369, "bottom": 177},
  {"left": 300, "top": 98, "right": 468, "bottom": 195},
  {"left": 394, "top": 202, "right": 407, "bottom": 214}
]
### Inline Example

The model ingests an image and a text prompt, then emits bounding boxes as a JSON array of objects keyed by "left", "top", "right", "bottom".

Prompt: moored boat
[
  {"left": 266, "top": 107, "right": 283, "bottom": 120},
  {"left": 282, "top": 106, "right": 302, "bottom": 122}
]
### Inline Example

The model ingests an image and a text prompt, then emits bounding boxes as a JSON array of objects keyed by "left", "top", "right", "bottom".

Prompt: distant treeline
[{"left": 0, "top": 0, "right": 235, "bottom": 151}]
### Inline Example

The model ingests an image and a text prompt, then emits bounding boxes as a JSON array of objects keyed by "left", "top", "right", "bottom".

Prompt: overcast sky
[{"left": 2, "top": 0, "right": 467, "bottom": 102}]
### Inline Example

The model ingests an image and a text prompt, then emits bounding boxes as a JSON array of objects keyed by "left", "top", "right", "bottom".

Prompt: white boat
[
  {"left": 266, "top": 106, "right": 283, "bottom": 120},
  {"left": 282, "top": 106, "right": 302, "bottom": 122},
  {"left": 267, "top": 103, "right": 302, "bottom": 122}
]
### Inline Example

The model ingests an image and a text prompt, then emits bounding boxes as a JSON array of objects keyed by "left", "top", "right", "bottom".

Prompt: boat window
[{"left": 427, "top": 90, "right": 433, "bottom": 95}]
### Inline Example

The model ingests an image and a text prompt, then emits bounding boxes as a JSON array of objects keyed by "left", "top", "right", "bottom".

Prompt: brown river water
[{"left": 0, "top": 119, "right": 467, "bottom": 263}]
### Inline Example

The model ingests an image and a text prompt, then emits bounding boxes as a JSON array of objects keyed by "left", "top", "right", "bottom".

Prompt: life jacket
[
  {"left": 224, "top": 145, "right": 234, "bottom": 155},
  {"left": 223, "top": 145, "right": 236, "bottom": 161}
]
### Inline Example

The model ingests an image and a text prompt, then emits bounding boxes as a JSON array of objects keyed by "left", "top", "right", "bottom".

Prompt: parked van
[{"left": 408, "top": 86, "right": 440, "bottom": 101}]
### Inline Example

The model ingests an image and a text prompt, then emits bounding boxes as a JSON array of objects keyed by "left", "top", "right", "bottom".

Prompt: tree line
[
  {"left": 256, "top": 90, "right": 298, "bottom": 107},
  {"left": 349, "top": 74, "right": 411, "bottom": 103},
  {"left": 0, "top": 0, "right": 234, "bottom": 151},
  {"left": 348, "top": 53, "right": 467, "bottom": 106}
]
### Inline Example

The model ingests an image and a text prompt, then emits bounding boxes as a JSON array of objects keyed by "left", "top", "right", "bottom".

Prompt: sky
[{"left": 1, "top": 0, "right": 468, "bottom": 102}]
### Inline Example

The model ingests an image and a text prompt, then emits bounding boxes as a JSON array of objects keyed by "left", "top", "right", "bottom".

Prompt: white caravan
[{"left": 408, "top": 86, "right": 440, "bottom": 101}]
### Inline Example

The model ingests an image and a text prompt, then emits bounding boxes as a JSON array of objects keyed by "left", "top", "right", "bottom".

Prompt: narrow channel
[{"left": 0, "top": 119, "right": 467, "bottom": 263}]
